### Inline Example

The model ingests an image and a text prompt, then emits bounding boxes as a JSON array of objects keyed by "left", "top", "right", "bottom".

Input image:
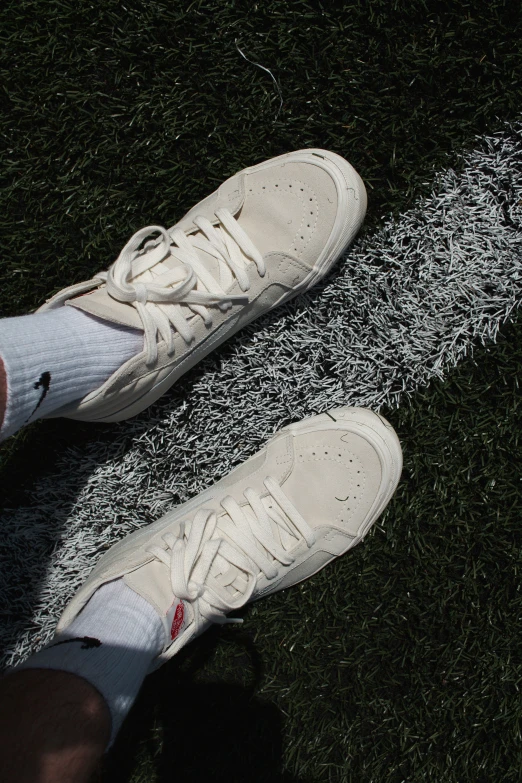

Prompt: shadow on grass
[{"left": 105, "top": 628, "right": 312, "bottom": 783}]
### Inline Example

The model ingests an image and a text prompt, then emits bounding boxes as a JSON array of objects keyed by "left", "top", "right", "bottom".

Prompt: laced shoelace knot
[
  {"left": 43, "top": 208, "right": 266, "bottom": 365},
  {"left": 147, "top": 476, "right": 316, "bottom": 638}
]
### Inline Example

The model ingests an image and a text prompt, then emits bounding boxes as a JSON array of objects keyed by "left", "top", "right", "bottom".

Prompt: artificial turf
[
  {"left": 2, "top": 0, "right": 522, "bottom": 316},
  {"left": 100, "top": 317, "right": 522, "bottom": 783},
  {"left": 1, "top": 1, "right": 522, "bottom": 780}
]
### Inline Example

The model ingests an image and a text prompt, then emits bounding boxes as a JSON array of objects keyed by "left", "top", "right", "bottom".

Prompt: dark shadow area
[
  {"left": 105, "top": 628, "right": 313, "bottom": 783},
  {"left": 0, "top": 633, "right": 314, "bottom": 781}
]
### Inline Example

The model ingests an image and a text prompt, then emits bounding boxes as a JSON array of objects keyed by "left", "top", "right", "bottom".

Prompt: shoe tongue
[
  {"left": 206, "top": 545, "right": 253, "bottom": 607},
  {"left": 69, "top": 229, "right": 236, "bottom": 328},
  {"left": 166, "top": 228, "right": 238, "bottom": 290},
  {"left": 259, "top": 496, "right": 301, "bottom": 551},
  {"left": 212, "top": 496, "right": 300, "bottom": 593},
  {"left": 138, "top": 225, "right": 236, "bottom": 291},
  {"left": 175, "top": 241, "right": 231, "bottom": 288},
  {"left": 123, "top": 560, "right": 194, "bottom": 644},
  {"left": 160, "top": 240, "right": 223, "bottom": 287}
]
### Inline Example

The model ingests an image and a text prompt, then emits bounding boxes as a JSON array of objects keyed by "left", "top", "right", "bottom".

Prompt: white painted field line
[{"left": 2, "top": 126, "right": 522, "bottom": 668}]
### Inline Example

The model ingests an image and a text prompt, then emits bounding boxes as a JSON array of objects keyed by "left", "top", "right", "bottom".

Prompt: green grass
[{"left": 2, "top": 1, "right": 522, "bottom": 780}]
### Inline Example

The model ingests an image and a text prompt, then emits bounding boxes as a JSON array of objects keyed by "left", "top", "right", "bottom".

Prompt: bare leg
[{"left": 0, "top": 669, "right": 110, "bottom": 783}]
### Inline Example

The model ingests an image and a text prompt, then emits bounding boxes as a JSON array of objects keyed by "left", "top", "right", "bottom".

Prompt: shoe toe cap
[
  {"left": 240, "top": 158, "right": 342, "bottom": 263},
  {"left": 282, "top": 428, "right": 384, "bottom": 538}
]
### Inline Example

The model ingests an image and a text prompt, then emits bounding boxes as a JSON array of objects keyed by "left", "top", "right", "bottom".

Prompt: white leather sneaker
[
  {"left": 38, "top": 149, "right": 366, "bottom": 422},
  {"left": 57, "top": 407, "right": 402, "bottom": 667}
]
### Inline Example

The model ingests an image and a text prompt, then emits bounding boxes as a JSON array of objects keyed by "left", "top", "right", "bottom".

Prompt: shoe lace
[
  {"left": 46, "top": 208, "right": 266, "bottom": 365},
  {"left": 146, "top": 476, "right": 316, "bottom": 636}
]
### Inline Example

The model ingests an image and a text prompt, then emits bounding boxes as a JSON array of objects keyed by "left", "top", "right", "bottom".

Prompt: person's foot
[
  {"left": 39, "top": 149, "right": 366, "bottom": 422},
  {"left": 56, "top": 407, "right": 401, "bottom": 667}
]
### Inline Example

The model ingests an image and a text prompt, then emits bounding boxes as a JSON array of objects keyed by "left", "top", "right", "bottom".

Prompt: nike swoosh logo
[
  {"left": 48, "top": 636, "right": 102, "bottom": 650},
  {"left": 25, "top": 371, "right": 51, "bottom": 422}
]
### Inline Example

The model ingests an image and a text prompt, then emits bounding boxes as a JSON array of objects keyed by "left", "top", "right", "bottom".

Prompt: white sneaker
[
  {"left": 57, "top": 407, "right": 402, "bottom": 667},
  {"left": 38, "top": 149, "right": 366, "bottom": 422}
]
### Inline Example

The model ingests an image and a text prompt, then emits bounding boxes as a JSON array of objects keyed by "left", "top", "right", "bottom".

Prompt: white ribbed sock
[
  {"left": 0, "top": 306, "right": 143, "bottom": 440},
  {"left": 17, "top": 580, "right": 165, "bottom": 744}
]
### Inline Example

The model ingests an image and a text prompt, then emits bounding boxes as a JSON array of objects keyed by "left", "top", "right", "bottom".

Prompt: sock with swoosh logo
[
  {"left": 0, "top": 306, "right": 142, "bottom": 440},
  {"left": 15, "top": 579, "right": 165, "bottom": 744}
]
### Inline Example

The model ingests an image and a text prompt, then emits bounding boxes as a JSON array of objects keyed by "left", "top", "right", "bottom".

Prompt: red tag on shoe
[{"left": 169, "top": 600, "right": 185, "bottom": 640}]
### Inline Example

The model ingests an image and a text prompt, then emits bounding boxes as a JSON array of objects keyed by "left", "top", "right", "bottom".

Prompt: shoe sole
[{"left": 62, "top": 150, "right": 367, "bottom": 423}]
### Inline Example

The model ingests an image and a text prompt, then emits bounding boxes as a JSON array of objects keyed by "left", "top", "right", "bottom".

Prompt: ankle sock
[
  {"left": 0, "top": 306, "right": 143, "bottom": 440},
  {"left": 16, "top": 579, "right": 165, "bottom": 744}
]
